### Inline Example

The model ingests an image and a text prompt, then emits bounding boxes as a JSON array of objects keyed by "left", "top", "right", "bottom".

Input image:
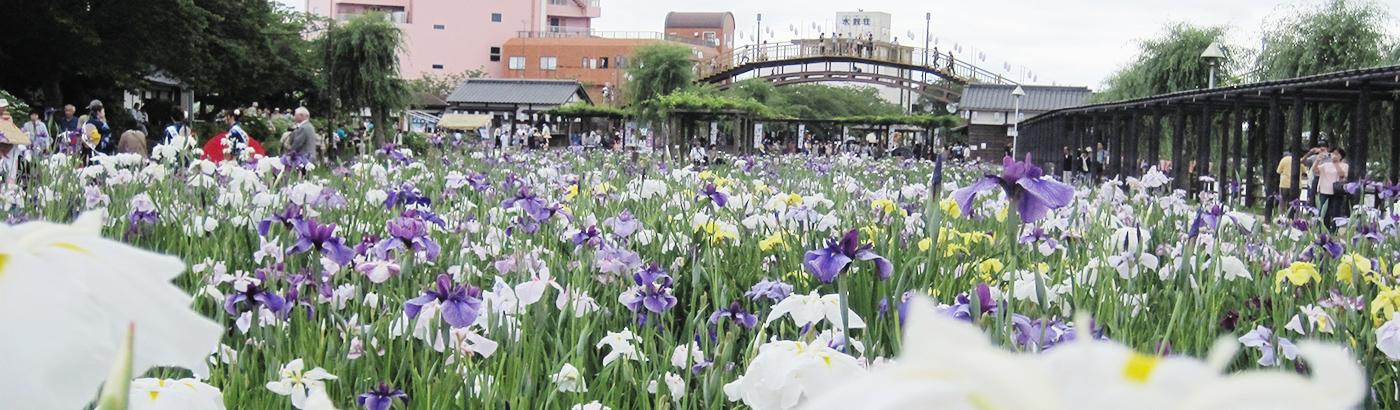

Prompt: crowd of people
[{"left": 0, "top": 95, "right": 336, "bottom": 187}]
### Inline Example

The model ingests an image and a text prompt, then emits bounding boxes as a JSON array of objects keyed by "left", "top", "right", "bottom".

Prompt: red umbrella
[{"left": 201, "top": 132, "right": 266, "bottom": 162}]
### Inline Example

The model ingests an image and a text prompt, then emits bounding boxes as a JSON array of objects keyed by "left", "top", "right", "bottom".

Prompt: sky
[
  {"left": 277, "top": 0, "right": 1395, "bottom": 90},
  {"left": 591, "top": 0, "right": 1314, "bottom": 89}
]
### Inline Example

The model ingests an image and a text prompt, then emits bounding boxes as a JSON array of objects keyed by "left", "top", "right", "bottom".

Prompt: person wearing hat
[{"left": 0, "top": 98, "right": 31, "bottom": 186}]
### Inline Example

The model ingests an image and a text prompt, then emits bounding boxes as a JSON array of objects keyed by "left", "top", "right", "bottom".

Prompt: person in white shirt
[
  {"left": 688, "top": 141, "right": 705, "bottom": 166},
  {"left": 21, "top": 111, "right": 48, "bottom": 153}
]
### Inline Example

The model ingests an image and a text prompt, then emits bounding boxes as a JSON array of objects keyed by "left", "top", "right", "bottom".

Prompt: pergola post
[
  {"left": 1245, "top": 109, "right": 1260, "bottom": 208},
  {"left": 1172, "top": 104, "right": 1186, "bottom": 190},
  {"left": 1197, "top": 99, "right": 1212, "bottom": 195},
  {"left": 1289, "top": 94, "right": 1305, "bottom": 205},
  {"left": 1229, "top": 98, "right": 1243, "bottom": 202},
  {"left": 1148, "top": 107, "right": 1162, "bottom": 173},
  {"left": 1127, "top": 112, "right": 1140, "bottom": 178},
  {"left": 1391, "top": 100, "right": 1400, "bottom": 184},
  {"left": 1266, "top": 93, "right": 1283, "bottom": 217},
  {"left": 1352, "top": 83, "right": 1372, "bottom": 187},
  {"left": 1217, "top": 98, "right": 1230, "bottom": 198}
]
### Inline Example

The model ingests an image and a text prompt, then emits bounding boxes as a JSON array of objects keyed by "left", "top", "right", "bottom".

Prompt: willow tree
[
  {"left": 326, "top": 12, "right": 409, "bottom": 146},
  {"left": 1257, "top": 0, "right": 1398, "bottom": 81},
  {"left": 1095, "top": 23, "right": 1238, "bottom": 103},
  {"left": 626, "top": 42, "right": 697, "bottom": 152}
]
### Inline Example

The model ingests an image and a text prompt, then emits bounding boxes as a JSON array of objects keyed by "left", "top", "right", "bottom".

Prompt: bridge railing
[{"left": 697, "top": 39, "right": 1015, "bottom": 86}]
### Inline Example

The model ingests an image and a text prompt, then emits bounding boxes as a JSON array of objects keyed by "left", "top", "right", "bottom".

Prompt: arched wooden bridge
[{"left": 697, "top": 39, "right": 1019, "bottom": 104}]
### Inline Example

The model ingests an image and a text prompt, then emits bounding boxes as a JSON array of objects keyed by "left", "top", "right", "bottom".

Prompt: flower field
[{"left": 5, "top": 142, "right": 1399, "bottom": 409}]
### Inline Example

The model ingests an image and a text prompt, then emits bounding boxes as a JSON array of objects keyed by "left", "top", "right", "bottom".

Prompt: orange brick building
[{"left": 500, "top": 35, "right": 719, "bottom": 106}]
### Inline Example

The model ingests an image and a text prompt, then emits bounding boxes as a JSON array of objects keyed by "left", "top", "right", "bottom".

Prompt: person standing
[
  {"left": 85, "top": 100, "right": 114, "bottom": 156},
  {"left": 21, "top": 111, "right": 49, "bottom": 154},
  {"left": 0, "top": 98, "right": 31, "bottom": 186},
  {"left": 1095, "top": 142, "right": 1109, "bottom": 178},
  {"left": 1270, "top": 151, "right": 1296, "bottom": 218},
  {"left": 1303, "top": 144, "right": 1330, "bottom": 205},
  {"left": 287, "top": 107, "right": 319, "bottom": 162},
  {"left": 224, "top": 109, "right": 250, "bottom": 161},
  {"left": 59, "top": 104, "right": 80, "bottom": 133},
  {"left": 1061, "top": 146, "right": 1074, "bottom": 182},
  {"left": 163, "top": 107, "right": 192, "bottom": 145},
  {"left": 130, "top": 102, "right": 149, "bottom": 135},
  {"left": 1313, "top": 148, "right": 1349, "bottom": 232}
]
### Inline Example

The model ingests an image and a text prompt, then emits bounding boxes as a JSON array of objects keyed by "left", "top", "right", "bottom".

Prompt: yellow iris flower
[
  {"left": 939, "top": 199, "right": 961, "bottom": 218},
  {"left": 1274, "top": 261, "right": 1320, "bottom": 293}
]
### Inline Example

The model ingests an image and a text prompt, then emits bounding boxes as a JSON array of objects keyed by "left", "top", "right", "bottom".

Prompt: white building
[{"left": 835, "top": 11, "right": 891, "bottom": 42}]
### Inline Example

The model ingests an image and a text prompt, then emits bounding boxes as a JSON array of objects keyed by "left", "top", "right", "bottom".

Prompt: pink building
[{"left": 304, "top": 0, "right": 601, "bottom": 79}]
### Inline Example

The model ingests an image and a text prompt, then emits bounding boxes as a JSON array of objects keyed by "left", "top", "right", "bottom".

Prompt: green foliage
[
  {"left": 1096, "top": 23, "right": 1237, "bottom": 103},
  {"left": 326, "top": 12, "right": 411, "bottom": 145},
  {"left": 651, "top": 91, "right": 774, "bottom": 118},
  {"left": 1, "top": 90, "right": 31, "bottom": 119},
  {"left": 724, "top": 79, "right": 903, "bottom": 119},
  {"left": 627, "top": 43, "right": 697, "bottom": 110},
  {"left": 407, "top": 68, "right": 487, "bottom": 98},
  {"left": 1257, "top": 0, "right": 1398, "bottom": 80}
]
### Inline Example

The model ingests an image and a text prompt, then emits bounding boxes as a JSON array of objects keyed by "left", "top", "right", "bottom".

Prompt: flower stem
[{"left": 837, "top": 272, "right": 852, "bottom": 355}]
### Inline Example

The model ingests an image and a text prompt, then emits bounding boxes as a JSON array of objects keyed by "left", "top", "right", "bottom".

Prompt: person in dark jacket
[
  {"left": 85, "top": 100, "right": 113, "bottom": 157},
  {"left": 1061, "top": 146, "right": 1074, "bottom": 181}
]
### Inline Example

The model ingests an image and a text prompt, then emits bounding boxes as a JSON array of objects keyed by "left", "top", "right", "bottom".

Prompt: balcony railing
[
  {"left": 548, "top": 0, "right": 601, "bottom": 7},
  {"left": 517, "top": 30, "right": 708, "bottom": 47}
]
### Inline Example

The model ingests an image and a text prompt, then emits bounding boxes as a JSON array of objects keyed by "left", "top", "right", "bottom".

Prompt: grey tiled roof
[
  {"left": 446, "top": 79, "right": 590, "bottom": 105},
  {"left": 959, "top": 84, "right": 1092, "bottom": 112}
]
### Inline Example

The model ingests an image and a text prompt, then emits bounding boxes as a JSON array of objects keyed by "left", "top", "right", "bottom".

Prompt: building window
[
  {"left": 616, "top": 56, "right": 627, "bottom": 69},
  {"left": 312, "top": 6, "right": 319, "bottom": 13},
  {"left": 598, "top": 57, "right": 609, "bottom": 69},
  {"left": 432, "top": 64, "right": 444, "bottom": 69},
  {"left": 540, "top": 57, "right": 557, "bottom": 70},
  {"left": 863, "top": 18, "right": 870, "bottom": 25},
  {"left": 433, "top": 24, "right": 445, "bottom": 30},
  {"left": 703, "top": 32, "right": 717, "bottom": 47},
  {"left": 509, "top": 56, "right": 526, "bottom": 70},
  {"left": 490, "top": 47, "right": 501, "bottom": 62},
  {"left": 491, "top": 13, "right": 502, "bottom": 22}
]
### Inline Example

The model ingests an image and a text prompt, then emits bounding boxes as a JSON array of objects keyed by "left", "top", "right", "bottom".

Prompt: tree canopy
[
  {"left": 723, "top": 79, "right": 903, "bottom": 119},
  {"left": 1257, "top": 0, "right": 1398, "bottom": 80},
  {"left": 1095, "top": 23, "right": 1238, "bottom": 103},
  {"left": 326, "top": 12, "right": 410, "bottom": 144},
  {"left": 626, "top": 43, "right": 697, "bottom": 107},
  {"left": 0, "top": 0, "right": 316, "bottom": 114}
]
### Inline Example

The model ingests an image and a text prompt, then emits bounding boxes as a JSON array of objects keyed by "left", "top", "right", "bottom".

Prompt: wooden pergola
[{"left": 1018, "top": 65, "right": 1400, "bottom": 209}]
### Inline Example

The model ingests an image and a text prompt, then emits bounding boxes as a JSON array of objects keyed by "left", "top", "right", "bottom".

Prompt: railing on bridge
[{"left": 697, "top": 39, "right": 1015, "bottom": 86}]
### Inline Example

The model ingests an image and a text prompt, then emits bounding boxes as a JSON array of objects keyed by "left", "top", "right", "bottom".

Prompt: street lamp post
[
  {"left": 1201, "top": 41, "right": 1224, "bottom": 88},
  {"left": 1011, "top": 85, "right": 1025, "bottom": 155}
]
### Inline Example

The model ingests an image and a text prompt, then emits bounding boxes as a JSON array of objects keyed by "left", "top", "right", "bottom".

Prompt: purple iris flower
[
  {"left": 695, "top": 183, "right": 728, "bottom": 207},
  {"left": 803, "top": 229, "right": 893, "bottom": 283},
  {"left": 745, "top": 278, "right": 793, "bottom": 302},
  {"left": 314, "top": 186, "right": 349, "bottom": 209},
  {"left": 502, "top": 187, "right": 554, "bottom": 221},
  {"left": 257, "top": 205, "right": 304, "bottom": 236},
  {"left": 709, "top": 301, "right": 759, "bottom": 328},
  {"left": 602, "top": 210, "right": 641, "bottom": 237},
  {"left": 384, "top": 184, "right": 431, "bottom": 210},
  {"left": 1319, "top": 288, "right": 1365, "bottom": 311},
  {"left": 1353, "top": 223, "right": 1383, "bottom": 245},
  {"left": 224, "top": 284, "right": 289, "bottom": 317},
  {"left": 572, "top": 225, "right": 603, "bottom": 248},
  {"left": 404, "top": 274, "right": 483, "bottom": 328},
  {"left": 286, "top": 218, "right": 357, "bottom": 266},
  {"left": 1011, "top": 314, "right": 1071, "bottom": 350},
  {"left": 358, "top": 383, "right": 408, "bottom": 410},
  {"left": 1312, "top": 233, "right": 1344, "bottom": 259},
  {"left": 596, "top": 244, "right": 643, "bottom": 275},
  {"left": 951, "top": 154, "right": 1074, "bottom": 224},
  {"left": 622, "top": 264, "right": 677, "bottom": 313},
  {"left": 373, "top": 213, "right": 441, "bottom": 260},
  {"left": 467, "top": 172, "right": 491, "bottom": 192},
  {"left": 508, "top": 216, "right": 540, "bottom": 236}
]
